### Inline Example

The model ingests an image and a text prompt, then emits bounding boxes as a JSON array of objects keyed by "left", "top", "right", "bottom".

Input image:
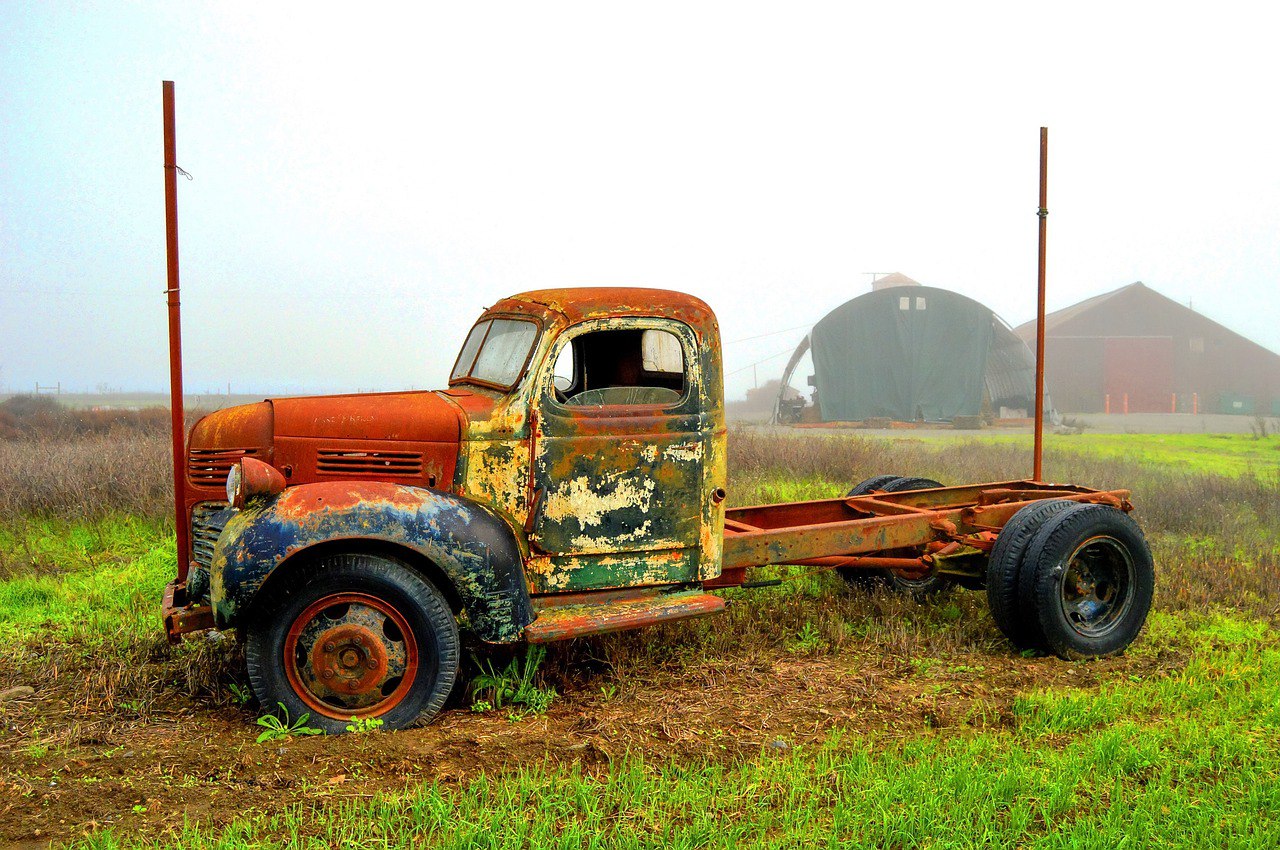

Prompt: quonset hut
[{"left": 777, "top": 274, "right": 1037, "bottom": 424}]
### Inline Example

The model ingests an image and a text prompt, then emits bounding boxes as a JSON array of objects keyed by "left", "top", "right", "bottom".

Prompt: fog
[{"left": 2, "top": 3, "right": 1277, "bottom": 401}]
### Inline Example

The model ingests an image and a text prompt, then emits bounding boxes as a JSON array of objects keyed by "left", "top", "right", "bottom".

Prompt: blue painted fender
[{"left": 209, "top": 480, "right": 534, "bottom": 643}]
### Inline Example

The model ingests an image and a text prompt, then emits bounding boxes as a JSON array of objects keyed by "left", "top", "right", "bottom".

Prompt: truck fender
[{"left": 209, "top": 481, "right": 534, "bottom": 643}]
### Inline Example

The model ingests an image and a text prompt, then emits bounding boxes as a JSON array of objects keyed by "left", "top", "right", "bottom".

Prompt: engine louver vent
[
  {"left": 190, "top": 500, "right": 230, "bottom": 572},
  {"left": 188, "top": 448, "right": 259, "bottom": 487},
  {"left": 317, "top": 449, "right": 423, "bottom": 478}
]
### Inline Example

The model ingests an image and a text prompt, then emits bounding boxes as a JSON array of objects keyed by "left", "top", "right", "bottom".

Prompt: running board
[{"left": 525, "top": 590, "right": 725, "bottom": 643}]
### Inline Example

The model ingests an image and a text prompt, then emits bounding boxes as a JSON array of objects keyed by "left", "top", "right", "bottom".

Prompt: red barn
[{"left": 1014, "top": 282, "right": 1280, "bottom": 415}]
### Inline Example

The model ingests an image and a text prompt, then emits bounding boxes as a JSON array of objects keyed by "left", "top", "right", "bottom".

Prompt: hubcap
[
  {"left": 284, "top": 592, "right": 418, "bottom": 719},
  {"left": 1057, "top": 536, "right": 1135, "bottom": 638}
]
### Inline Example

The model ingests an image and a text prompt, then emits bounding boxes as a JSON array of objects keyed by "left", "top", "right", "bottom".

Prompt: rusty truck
[{"left": 162, "top": 287, "right": 1154, "bottom": 733}]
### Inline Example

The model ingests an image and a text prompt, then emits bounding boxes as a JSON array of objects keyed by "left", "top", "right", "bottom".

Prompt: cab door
[{"left": 529, "top": 319, "right": 710, "bottom": 593}]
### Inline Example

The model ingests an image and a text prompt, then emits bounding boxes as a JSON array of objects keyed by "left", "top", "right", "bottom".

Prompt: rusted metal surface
[
  {"left": 451, "top": 290, "right": 728, "bottom": 595},
  {"left": 284, "top": 591, "right": 419, "bottom": 719},
  {"left": 526, "top": 589, "right": 725, "bottom": 643},
  {"left": 233, "top": 456, "right": 286, "bottom": 507},
  {"left": 721, "top": 483, "right": 1131, "bottom": 573},
  {"left": 162, "top": 580, "right": 215, "bottom": 642},
  {"left": 1033, "top": 126, "right": 1049, "bottom": 480},
  {"left": 162, "top": 81, "right": 190, "bottom": 583},
  {"left": 211, "top": 480, "right": 533, "bottom": 642},
  {"left": 794, "top": 555, "right": 930, "bottom": 570},
  {"left": 496, "top": 288, "right": 720, "bottom": 329}
]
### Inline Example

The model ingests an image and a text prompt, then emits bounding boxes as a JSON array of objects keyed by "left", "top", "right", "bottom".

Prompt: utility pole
[
  {"left": 1032, "top": 127, "right": 1049, "bottom": 481},
  {"left": 163, "top": 81, "right": 191, "bottom": 580}
]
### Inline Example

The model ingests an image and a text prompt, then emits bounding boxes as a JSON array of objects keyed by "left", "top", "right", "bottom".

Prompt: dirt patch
[{"left": 0, "top": 633, "right": 1186, "bottom": 847}]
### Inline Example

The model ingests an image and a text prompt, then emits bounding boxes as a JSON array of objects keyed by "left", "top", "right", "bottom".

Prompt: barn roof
[
  {"left": 1013, "top": 281, "right": 1148, "bottom": 340},
  {"left": 1013, "top": 280, "right": 1280, "bottom": 360}
]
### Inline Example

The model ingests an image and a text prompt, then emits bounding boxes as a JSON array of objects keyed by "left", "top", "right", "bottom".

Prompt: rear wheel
[
  {"left": 985, "top": 498, "right": 1078, "bottom": 649},
  {"left": 1026, "top": 505, "right": 1154, "bottom": 659},
  {"left": 845, "top": 475, "right": 901, "bottom": 497},
  {"left": 841, "top": 475, "right": 948, "bottom": 597},
  {"left": 246, "top": 553, "right": 460, "bottom": 734}
]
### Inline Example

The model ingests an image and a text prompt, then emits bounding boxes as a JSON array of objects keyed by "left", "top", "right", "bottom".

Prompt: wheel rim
[
  {"left": 889, "top": 569, "right": 937, "bottom": 590},
  {"left": 284, "top": 592, "right": 420, "bottom": 719},
  {"left": 1056, "top": 535, "right": 1135, "bottom": 638}
]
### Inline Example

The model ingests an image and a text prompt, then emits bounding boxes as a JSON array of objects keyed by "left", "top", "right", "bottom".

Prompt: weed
[
  {"left": 789, "top": 621, "right": 825, "bottom": 653},
  {"left": 255, "top": 704, "right": 323, "bottom": 743},
  {"left": 345, "top": 716, "right": 385, "bottom": 735},
  {"left": 909, "top": 658, "right": 941, "bottom": 676},
  {"left": 227, "top": 683, "right": 252, "bottom": 706},
  {"left": 470, "top": 646, "right": 557, "bottom": 715}
]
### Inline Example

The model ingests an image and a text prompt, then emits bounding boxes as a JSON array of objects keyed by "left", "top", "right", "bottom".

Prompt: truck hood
[
  {"left": 187, "top": 390, "right": 473, "bottom": 495},
  {"left": 269, "top": 390, "right": 464, "bottom": 442},
  {"left": 190, "top": 390, "right": 465, "bottom": 449}
]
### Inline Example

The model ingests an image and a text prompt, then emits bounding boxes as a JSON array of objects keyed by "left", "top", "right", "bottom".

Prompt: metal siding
[
  {"left": 1043, "top": 338, "right": 1105, "bottom": 412},
  {"left": 1103, "top": 338, "right": 1174, "bottom": 413}
]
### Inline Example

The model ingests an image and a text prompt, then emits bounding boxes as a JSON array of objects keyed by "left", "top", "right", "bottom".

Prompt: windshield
[{"left": 449, "top": 318, "right": 539, "bottom": 389}]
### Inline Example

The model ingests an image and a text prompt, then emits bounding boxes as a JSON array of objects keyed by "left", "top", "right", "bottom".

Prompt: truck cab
[{"left": 449, "top": 288, "right": 727, "bottom": 593}]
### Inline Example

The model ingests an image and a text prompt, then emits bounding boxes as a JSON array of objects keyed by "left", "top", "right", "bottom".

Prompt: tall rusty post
[
  {"left": 163, "top": 81, "right": 191, "bottom": 582},
  {"left": 1032, "top": 127, "right": 1049, "bottom": 481}
]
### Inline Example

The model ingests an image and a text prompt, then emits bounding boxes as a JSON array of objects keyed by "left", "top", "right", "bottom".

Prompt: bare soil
[{"left": 0, "top": 631, "right": 1186, "bottom": 848}]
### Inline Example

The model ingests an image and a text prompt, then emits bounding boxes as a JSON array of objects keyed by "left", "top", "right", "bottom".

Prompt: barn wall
[
  {"left": 1044, "top": 337, "right": 1104, "bottom": 412},
  {"left": 1040, "top": 285, "right": 1280, "bottom": 415}
]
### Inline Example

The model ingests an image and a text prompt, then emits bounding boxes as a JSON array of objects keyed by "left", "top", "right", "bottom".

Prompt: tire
[
  {"left": 845, "top": 475, "right": 902, "bottom": 497},
  {"left": 1024, "top": 505, "right": 1155, "bottom": 659},
  {"left": 881, "top": 477, "right": 943, "bottom": 494},
  {"left": 245, "top": 552, "right": 460, "bottom": 734},
  {"left": 840, "top": 476, "right": 948, "bottom": 597},
  {"left": 985, "top": 499, "right": 1079, "bottom": 649}
]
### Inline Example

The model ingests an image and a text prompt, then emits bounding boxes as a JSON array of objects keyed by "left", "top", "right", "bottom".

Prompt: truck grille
[
  {"left": 316, "top": 449, "right": 423, "bottom": 478},
  {"left": 188, "top": 448, "right": 259, "bottom": 487},
  {"left": 191, "top": 500, "right": 232, "bottom": 572}
]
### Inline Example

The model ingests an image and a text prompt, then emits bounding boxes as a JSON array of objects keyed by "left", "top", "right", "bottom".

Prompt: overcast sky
[{"left": 2, "top": 2, "right": 1277, "bottom": 401}]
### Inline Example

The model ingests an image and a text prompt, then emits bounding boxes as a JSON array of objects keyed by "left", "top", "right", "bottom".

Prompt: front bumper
[{"left": 162, "top": 580, "right": 216, "bottom": 643}]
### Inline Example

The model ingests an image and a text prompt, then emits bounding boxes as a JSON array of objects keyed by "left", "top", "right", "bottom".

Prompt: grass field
[
  {"left": 1, "top": 429, "right": 1278, "bottom": 847},
  {"left": 913, "top": 431, "right": 1280, "bottom": 479}
]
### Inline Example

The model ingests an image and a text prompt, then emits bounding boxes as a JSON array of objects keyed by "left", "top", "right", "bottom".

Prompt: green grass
[
  {"left": 71, "top": 614, "right": 1280, "bottom": 848},
  {"left": 0, "top": 516, "right": 170, "bottom": 646},
  {"left": 5, "top": 430, "right": 1280, "bottom": 847},
  {"left": 916, "top": 432, "right": 1280, "bottom": 478}
]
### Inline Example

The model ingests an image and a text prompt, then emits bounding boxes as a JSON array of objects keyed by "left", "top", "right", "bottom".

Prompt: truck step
[{"left": 525, "top": 590, "right": 725, "bottom": 643}]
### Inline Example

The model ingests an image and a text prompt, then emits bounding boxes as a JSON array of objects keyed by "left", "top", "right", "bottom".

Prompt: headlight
[
  {"left": 225, "top": 462, "right": 243, "bottom": 507},
  {"left": 227, "top": 456, "right": 286, "bottom": 509}
]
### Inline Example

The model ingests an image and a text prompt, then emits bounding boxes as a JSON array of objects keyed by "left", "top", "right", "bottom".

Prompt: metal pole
[
  {"left": 1033, "top": 127, "right": 1049, "bottom": 481},
  {"left": 163, "top": 81, "right": 191, "bottom": 583}
]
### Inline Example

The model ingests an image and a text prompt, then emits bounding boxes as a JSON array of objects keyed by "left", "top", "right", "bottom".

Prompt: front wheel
[{"left": 245, "top": 553, "right": 460, "bottom": 734}]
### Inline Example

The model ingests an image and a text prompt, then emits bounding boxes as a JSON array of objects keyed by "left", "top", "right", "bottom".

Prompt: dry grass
[
  {"left": 2, "top": 424, "right": 1276, "bottom": 619},
  {"left": 728, "top": 429, "right": 1280, "bottom": 621},
  {"left": 0, "top": 430, "right": 173, "bottom": 521}
]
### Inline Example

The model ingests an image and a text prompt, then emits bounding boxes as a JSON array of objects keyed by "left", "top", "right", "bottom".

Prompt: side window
[
  {"left": 552, "top": 342, "right": 575, "bottom": 392},
  {"left": 553, "top": 327, "right": 688, "bottom": 408}
]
